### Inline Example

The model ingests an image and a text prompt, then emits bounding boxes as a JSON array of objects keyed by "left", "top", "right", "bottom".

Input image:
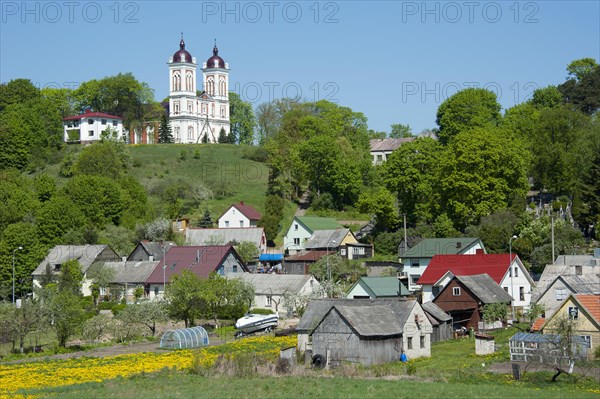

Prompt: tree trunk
[{"left": 551, "top": 367, "right": 563, "bottom": 382}]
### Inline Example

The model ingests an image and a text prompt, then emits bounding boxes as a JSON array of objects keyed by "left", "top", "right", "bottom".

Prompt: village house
[
  {"left": 418, "top": 253, "right": 534, "bottom": 312},
  {"left": 369, "top": 137, "right": 414, "bottom": 165},
  {"left": 534, "top": 251, "right": 600, "bottom": 300},
  {"left": 541, "top": 294, "right": 600, "bottom": 359},
  {"left": 62, "top": 111, "right": 125, "bottom": 144},
  {"left": 145, "top": 245, "right": 248, "bottom": 299},
  {"left": 304, "top": 228, "right": 373, "bottom": 260},
  {"left": 399, "top": 237, "right": 486, "bottom": 291},
  {"left": 228, "top": 273, "right": 322, "bottom": 316},
  {"left": 186, "top": 227, "right": 267, "bottom": 254},
  {"left": 432, "top": 274, "right": 513, "bottom": 331},
  {"left": 296, "top": 298, "right": 432, "bottom": 365},
  {"left": 283, "top": 250, "right": 333, "bottom": 275},
  {"left": 284, "top": 216, "right": 342, "bottom": 255},
  {"left": 32, "top": 245, "right": 121, "bottom": 297},
  {"left": 127, "top": 241, "right": 176, "bottom": 262},
  {"left": 346, "top": 276, "right": 410, "bottom": 299},
  {"left": 533, "top": 274, "right": 600, "bottom": 320},
  {"left": 101, "top": 260, "right": 160, "bottom": 303},
  {"left": 217, "top": 201, "right": 261, "bottom": 228}
]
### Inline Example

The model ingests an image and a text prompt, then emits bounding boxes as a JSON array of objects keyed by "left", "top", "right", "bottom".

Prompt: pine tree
[
  {"left": 198, "top": 209, "right": 213, "bottom": 228},
  {"left": 158, "top": 113, "right": 174, "bottom": 143},
  {"left": 218, "top": 127, "right": 228, "bottom": 143},
  {"left": 201, "top": 134, "right": 208, "bottom": 143}
]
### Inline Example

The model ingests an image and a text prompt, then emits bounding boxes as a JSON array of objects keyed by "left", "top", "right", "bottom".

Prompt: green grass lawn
[{"left": 24, "top": 370, "right": 600, "bottom": 399}]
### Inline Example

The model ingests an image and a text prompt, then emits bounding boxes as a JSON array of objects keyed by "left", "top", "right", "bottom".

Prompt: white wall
[
  {"left": 402, "top": 303, "right": 432, "bottom": 359},
  {"left": 284, "top": 219, "right": 312, "bottom": 254},
  {"left": 218, "top": 207, "right": 251, "bottom": 228},
  {"left": 500, "top": 259, "right": 533, "bottom": 310}
]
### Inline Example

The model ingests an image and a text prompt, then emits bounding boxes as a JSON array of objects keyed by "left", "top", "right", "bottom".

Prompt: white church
[{"left": 167, "top": 36, "right": 231, "bottom": 143}]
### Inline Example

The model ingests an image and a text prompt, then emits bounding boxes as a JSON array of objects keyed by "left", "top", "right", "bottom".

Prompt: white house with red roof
[
  {"left": 418, "top": 253, "right": 534, "bottom": 311},
  {"left": 217, "top": 201, "right": 261, "bottom": 228},
  {"left": 63, "top": 111, "right": 124, "bottom": 144},
  {"left": 145, "top": 245, "right": 248, "bottom": 299}
]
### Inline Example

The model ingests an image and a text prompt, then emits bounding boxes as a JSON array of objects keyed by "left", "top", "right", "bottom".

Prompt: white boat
[{"left": 235, "top": 313, "right": 279, "bottom": 336}]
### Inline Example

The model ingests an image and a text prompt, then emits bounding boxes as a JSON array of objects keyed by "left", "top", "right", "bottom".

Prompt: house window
[
  {"left": 420, "top": 336, "right": 425, "bottom": 349},
  {"left": 225, "top": 221, "right": 229, "bottom": 227},
  {"left": 112, "top": 120, "right": 118, "bottom": 126},
  {"left": 266, "top": 296, "right": 272, "bottom": 307},
  {"left": 294, "top": 238, "right": 300, "bottom": 245},
  {"left": 411, "top": 260, "right": 419, "bottom": 267},
  {"left": 579, "top": 335, "right": 591, "bottom": 349},
  {"left": 519, "top": 287, "right": 525, "bottom": 301},
  {"left": 504, "top": 287, "right": 509, "bottom": 293},
  {"left": 154, "top": 286, "right": 158, "bottom": 296},
  {"left": 352, "top": 247, "right": 365, "bottom": 255},
  {"left": 555, "top": 288, "right": 567, "bottom": 301},
  {"left": 568, "top": 307, "right": 578, "bottom": 320},
  {"left": 101, "top": 119, "right": 107, "bottom": 125},
  {"left": 340, "top": 248, "right": 346, "bottom": 256},
  {"left": 239, "top": 220, "right": 244, "bottom": 227},
  {"left": 294, "top": 224, "right": 298, "bottom": 231},
  {"left": 410, "top": 275, "right": 419, "bottom": 285},
  {"left": 432, "top": 286, "right": 440, "bottom": 297},
  {"left": 88, "top": 119, "right": 94, "bottom": 124},
  {"left": 514, "top": 267, "right": 518, "bottom": 277},
  {"left": 453, "top": 287, "right": 461, "bottom": 296},
  {"left": 407, "top": 337, "right": 413, "bottom": 350},
  {"left": 232, "top": 265, "right": 238, "bottom": 273}
]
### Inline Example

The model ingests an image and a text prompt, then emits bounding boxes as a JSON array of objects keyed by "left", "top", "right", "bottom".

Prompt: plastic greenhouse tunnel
[{"left": 160, "top": 326, "right": 210, "bottom": 349}]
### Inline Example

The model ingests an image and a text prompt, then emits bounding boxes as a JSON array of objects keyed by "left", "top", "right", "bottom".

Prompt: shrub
[
  {"left": 312, "top": 192, "right": 335, "bottom": 211},
  {"left": 242, "top": 146, "right": 268, "bottom": 163},
  {"left": 111, "top": 304, "right": 126, "bottom": 316},
  {"left": 98, "top": 301, "right": 117, "bottom": 310},
  {"left": 249, "top": 308, "right": 275, "bottom": 315}
]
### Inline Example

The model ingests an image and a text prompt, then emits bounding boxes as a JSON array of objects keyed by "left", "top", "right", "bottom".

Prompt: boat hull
[{"left": 235, "top": 314, "right": 279, "bottom": 335}]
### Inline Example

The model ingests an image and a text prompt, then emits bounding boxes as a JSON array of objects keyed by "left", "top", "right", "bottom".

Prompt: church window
[
  {"left": 188, "top": 126, "right": 194, "bottom": 140},
  {"left": 173, "top": 72, "right": 181, "bottom": 91},
  {"left": 173, "top": 101, "right": 180, "bottom": 115},
  {"left": 188, "top": 101, "right": 193, "bottom": 113},
  {"left": 174, "top": 126, "right": 180, "bottom": 140},
  {"left": 219, "top": 78, "right": 226, "bottom": 96},
  {"left": 186, "top": 72, "right": 193, "bottom": 91},
  {"left": 211, "top": 104, "right": 215, "bottom": 116},
  {"left": 221, "top": 106, "right": 225, "bottom": 118},
  {"left": 207, "top": 78, "right": 215, "bottom": 96}
]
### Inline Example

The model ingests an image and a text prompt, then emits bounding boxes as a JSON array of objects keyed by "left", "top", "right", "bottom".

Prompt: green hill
[{"left": 128, "top": 144, "right": 270, "bottom": 221}]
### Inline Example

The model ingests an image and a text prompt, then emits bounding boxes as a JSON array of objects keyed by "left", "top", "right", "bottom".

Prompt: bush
[
  {"left": 249, "top": 308, "right": 275, "bottom": 315},
  {"left": 97, "top": 301, "right": 117, "bottom": 310},
  {"left": 111, "top": 304, "right": 126, "bottom": 316},
  {"left": 312, "top": 192, "right": 335, "bottom": 211},
  {"left": 241, "top": 146, "right": 268, "bottom": 163}
]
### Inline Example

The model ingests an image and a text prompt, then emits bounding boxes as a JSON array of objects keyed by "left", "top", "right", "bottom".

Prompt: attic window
[
  {"left": 453, "top": 287, "right": 461, "bottom": 296},
  {"left": 568, "top": 306, "right": 579, "bottom": 320},
  {"left": 575, "top": 265, "right": 582, "bottom": 275}
]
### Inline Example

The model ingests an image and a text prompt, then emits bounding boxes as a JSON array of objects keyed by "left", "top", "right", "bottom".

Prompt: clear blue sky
[{"left": 1, "top": 1, "right": 599, "bottom": 134}]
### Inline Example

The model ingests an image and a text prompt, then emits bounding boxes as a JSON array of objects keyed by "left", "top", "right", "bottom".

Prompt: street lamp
[
  {"left": 12, "top": 246, "right": 23, "bottom": 304},
  {"left": 326, "top": 240, "right": 336, "bottom": 296},
  {"left": 509, "top": 235, "right": 518, "bottom": 322}
]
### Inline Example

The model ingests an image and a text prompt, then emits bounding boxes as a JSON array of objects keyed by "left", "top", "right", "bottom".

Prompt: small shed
[
  {"left": 422, "top": 302, "right": 452, "bottom": 342},
  {"left": 509, "top": 332, "right": 588, "bottom": 363},
  {"left": 159, "top": 326, "right": 209, "bottom": 349}
]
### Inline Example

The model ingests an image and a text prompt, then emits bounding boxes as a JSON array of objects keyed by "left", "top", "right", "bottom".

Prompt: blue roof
[{"left": 260, "top": 254, "right": 284, "bottom": 262}]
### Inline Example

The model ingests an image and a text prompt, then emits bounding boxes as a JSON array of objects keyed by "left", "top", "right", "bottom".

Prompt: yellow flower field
[{"left": 0, "top": 335, "right": 296, "bottom": 397}]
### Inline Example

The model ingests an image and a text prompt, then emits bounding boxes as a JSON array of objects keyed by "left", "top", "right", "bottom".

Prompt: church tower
[
  {"left": 201, "top": 43, "right": 230, "bottom": 141},
  {"left": 167, "top": 36, "right": 230, "bottom": 143}
]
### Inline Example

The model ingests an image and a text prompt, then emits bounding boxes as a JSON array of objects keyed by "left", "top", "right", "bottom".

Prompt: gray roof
[
  {"left": 370, "top": 138, "right": 414, "bottom": 152},
  {"left": 128, "top": 241, "right": 175, "bottom": 261},
  {"left": 455, "top": 274, "right": 514, "bottom": 304},
  {"left": 33, "top": 245, "right": 118, "bottom": 275},
  {"left": 297, "top": 298, "right": 416, "bottom": 333},
  {"left": 536, "top": 260, "right": 599, "bottom": 288},
  {"left": 330, "top": 305, "right": 403, "bottom": 337},
  {"left": 422, "top": 301, "right": 452, "bottom": 322},
  {"left": 533, "top": 274, "right": 600, "bottom": 302},
  {"left": 186, "top": 228, "right": 265, "bottom": 247},
  {"left": 553, "top": 255, "right": 598, "bottom": 267},
  {"left": 101, "top": 261, "right": 160, "bottom": 284},
  {"left": 304, "top": 229, "right": 352, "bottom": 249},
  {"left": 401, "top": 238, "right": 483, "bottom": 258},
  {"left": 227, "top": 273, "right": 317, "bottom": 295}
]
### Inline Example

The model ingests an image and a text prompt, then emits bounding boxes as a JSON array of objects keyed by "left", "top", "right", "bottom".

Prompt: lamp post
[
  {"left": 12, "top": 246, "right": 23, "bottom": 304},
  {"left": 326, "top": 240, "right": 336, "bottom": 297},
  {"left": 509, "top": 235, "right": 518, "bottom": 321}
]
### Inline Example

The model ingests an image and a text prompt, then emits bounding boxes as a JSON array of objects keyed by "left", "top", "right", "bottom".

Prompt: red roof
[
  {"left": 531, "top": 317, "right": 545, "bottom": 332},
  {"left": 63, "top": 111, "right": 123, "bottom": 121},
  {"left": 418, "top": 253, "right": 515, "bottom": 285},
  {"left": 575, "top": 294, "right": 600, "bottom": 323},
  {"left": 227, "top": 202, "right": 262, "bottom": 221},
  {"left": 286, "top": 250, "right": 334, "bottom": 262},
  {"left": 145, "top": 245, "right": 243, "bottom": 284}
]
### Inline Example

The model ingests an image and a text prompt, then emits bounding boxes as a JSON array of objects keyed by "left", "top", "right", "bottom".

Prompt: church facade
[{"left": 167, "top": 37, "right": 230, "bottom": 143}]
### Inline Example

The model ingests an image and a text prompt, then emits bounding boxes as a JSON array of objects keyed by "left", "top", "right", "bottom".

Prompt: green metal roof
[
  {"left": 353, "top": 277, "right": 410, "bottom": 298},
  {"left": 296, "top": 216, "right": 342, "bottom": 232},
  {"left": 401, "top": 238, "right": 483, "bottom": 258}
]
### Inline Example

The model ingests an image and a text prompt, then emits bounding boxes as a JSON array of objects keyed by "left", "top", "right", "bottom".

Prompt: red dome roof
[
  {"left": 173, "top": 38, "right": 193, "bottom": 63},
  {"left": 206, "top": 44, "right": 226, "bottom": 69}
]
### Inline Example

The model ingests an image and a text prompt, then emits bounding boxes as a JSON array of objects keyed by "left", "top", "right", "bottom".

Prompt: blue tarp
[{"left": 259, "top": 253, "right": 284, "bottom": 262}]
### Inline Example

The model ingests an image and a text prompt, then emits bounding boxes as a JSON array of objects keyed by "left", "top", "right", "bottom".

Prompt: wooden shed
[
  {"left": 422, "top": 301, "right": 452, "bottom": 342},
  {"left": 303, "top": 299, "right": 432, "bottom": 366}
]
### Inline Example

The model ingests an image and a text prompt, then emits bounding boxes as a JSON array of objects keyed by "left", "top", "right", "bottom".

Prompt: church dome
[
  {"left": 206, "top": 44, "right": 226, "bottom": 69},
  {"left": 173, "top": 38, "right": 193, "bottom": 63}
]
